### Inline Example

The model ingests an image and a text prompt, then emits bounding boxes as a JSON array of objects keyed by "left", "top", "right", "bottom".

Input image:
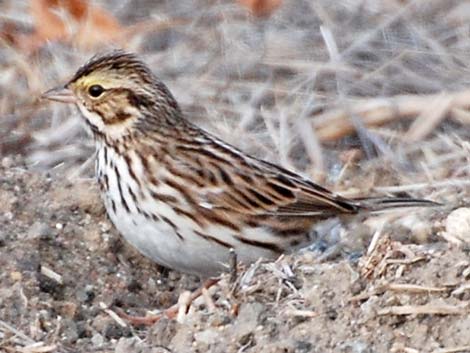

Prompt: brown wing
[
  {"left": 171, "top": 140, "right": 361, "bottom": 218},
  {"left": 203, "top": 159, "right": 360, "bottom": 217}
]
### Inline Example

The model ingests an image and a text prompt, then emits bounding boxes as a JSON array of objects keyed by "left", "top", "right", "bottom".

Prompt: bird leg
[{"left": 115, "top": 278, "right": 220, "bottom": 326}]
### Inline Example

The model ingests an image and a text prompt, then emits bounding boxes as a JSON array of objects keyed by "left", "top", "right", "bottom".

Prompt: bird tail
[{"left": 353, "top": 196, "right": 441, "bottom": 213}]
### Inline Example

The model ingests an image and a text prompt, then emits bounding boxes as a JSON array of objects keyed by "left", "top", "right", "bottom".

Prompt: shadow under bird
[{"left": 42, "top": 50, "right": 438, "bottom": 277}]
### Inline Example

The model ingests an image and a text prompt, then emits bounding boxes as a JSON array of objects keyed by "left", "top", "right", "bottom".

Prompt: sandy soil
[{"left": 1, "top": 160, "right": 469, "bottom": 353}]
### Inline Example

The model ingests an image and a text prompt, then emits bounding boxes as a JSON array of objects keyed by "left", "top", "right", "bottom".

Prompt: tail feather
[{"left": 353, "top": 197, "right": 441, "bottom": 212}]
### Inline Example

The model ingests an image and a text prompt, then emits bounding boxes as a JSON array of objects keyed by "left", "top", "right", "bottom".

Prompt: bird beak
[{"left": 41, "top": 86, "right": 77, "bottom": 104}]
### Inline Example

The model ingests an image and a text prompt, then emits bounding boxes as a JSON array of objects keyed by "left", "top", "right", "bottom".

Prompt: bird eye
[{"left": 88, "top": 84, "right": 104, "bottom": 98}]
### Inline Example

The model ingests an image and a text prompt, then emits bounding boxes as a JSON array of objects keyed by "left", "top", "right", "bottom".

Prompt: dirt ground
[
  {"left": 0, "top": 159, "right": 469, "bottom": 353},
  {"left": 1, "top": 1, "right": 470, "bottom": 352}
]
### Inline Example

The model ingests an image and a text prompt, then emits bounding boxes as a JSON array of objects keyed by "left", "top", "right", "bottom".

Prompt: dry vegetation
[{"left": 1, "top": 0, "right": 470, "bottom": 352}]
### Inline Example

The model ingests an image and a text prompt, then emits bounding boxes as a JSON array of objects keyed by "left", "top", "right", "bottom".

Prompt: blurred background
[{"left": 1, "top": 0, "right": 469, "bottom": 196}]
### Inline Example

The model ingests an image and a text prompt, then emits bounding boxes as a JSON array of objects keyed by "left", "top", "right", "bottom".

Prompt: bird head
[{"left": 42, "top": 50, "right": 182, "bottom": 141}]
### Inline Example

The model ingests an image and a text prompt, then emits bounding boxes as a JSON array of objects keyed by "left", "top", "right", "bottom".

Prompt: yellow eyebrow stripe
[{"left": 74, "top": 75, "right": 115, "bottom": 90}]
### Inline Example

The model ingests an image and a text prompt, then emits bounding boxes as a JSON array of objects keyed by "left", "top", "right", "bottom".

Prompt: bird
[{"left": 41, "top": 50, "right": 437, "bottom": 278}]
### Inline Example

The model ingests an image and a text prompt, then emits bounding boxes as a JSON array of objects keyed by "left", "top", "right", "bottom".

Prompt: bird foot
[{"left": 116, "top": 278, "right": 220, "bottom": 326}]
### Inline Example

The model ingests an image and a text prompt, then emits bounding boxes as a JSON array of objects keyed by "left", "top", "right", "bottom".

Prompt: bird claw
[{"left": 115, "top": 278, "right": 220, "bottom": 326}]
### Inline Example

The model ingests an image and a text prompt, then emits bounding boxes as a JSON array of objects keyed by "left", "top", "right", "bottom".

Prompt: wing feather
[{"left": 171, "top": 144, "right": 360, "bottom": 217}]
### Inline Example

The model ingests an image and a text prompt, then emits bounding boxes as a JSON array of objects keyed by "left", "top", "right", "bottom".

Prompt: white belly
[
  {"left": 104, "top": 195, "right": 279, "bottom": 276},
  {"left": 96, "top": 147, "right": 279, "bottom": 277}
]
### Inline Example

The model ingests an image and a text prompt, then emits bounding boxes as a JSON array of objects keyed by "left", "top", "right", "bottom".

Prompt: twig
[
  {"left": 405, "top": 94, "right": 453, "bottom": 142},
  {"left": 283, "top": 309, "right": 318, "bottom": 318},
  {"left": 373, "top": 179, "right": 470, "bottom": 193},
  {"left": 40, "top": 266, "right": 63, "bottom": 285},
  {"left": 312, "top": 90, "right": 470, "bottom": 142},
  {"left": 433, "top": 346, "right": 470, "bottom": 353},
  {"left": 19, "top": 343, "right": 58, "bottom": 353},
  {"left": 0, "top": 320, "right": 35, "bottom": 346},
  {"left": 176, "top": 291, "right": 192, "bottom": 323},
  {"left": 385, "top": 257, "right": 427, "bottom": 265},
  {"left": 99, "top": 302, "right": 127, "bottom": 328},
  {"left": 202, "top": 287, "right": 216, "bottom": 313},
  {"left": 387, "top": 283, "right": 449, "bottom": 293},
  {"left": 451, "top": 283, "right": 470, "bottom": 297},
  {"left": 366, "top": 227, "right": 384, "bottom": 255},
  {"left": 378, "top": 303, "right": 466, "bottom": 316}
]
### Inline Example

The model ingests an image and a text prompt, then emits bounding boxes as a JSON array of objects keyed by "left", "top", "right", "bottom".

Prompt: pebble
[
  {"left": 28, "top": 222, "right": 52, "bottom": 240},
  {"left": 91, "top": 333, "right": 104, "bottom": 347},
  {"left": 194, "top": 328, "right": 220, "bottom": 345},
  {"left": 100, "top": 221, "right": 112, "bottom": 232},
  {"left": 82, "top": 229, "right": 102, "bottom": 252},
  {"left": 296, "top": 341, "right": 313, "bottom": 353},
  {"left": 1, "top": 157, "right": 13, "bottom": 168},
  {"left": 115, "top": 337, "right": 140, "bottom": 353},
  {"left": 60, "top": 301, "right": 78, "bottom": 319},
  {"left": 76, "top": 284, "right": 95, "bottom": 303},
  {"left": 398, "top": 214, "right": 432, "bottom": 243},
  {"left": 232, "top": 302, "right": 265, "bottom": 339},
  {"left": 61, "top": 318, "right": 79, "bottom": 344},
  {"left": 339, "top": 340, "right": 371, "bottom": 353},
  {"left": 444, "top": 208, "right": 470, "bottom": 244},
  {"left": 115, "top": 338, "right": 166, "bottom": 353},
  {"left": 104, "top": 323, "right": 131, "bottom": 339},
  {"left": 38, "top": 273, "right": 65, "bottom": 299},
  {"left": 0, "top": 231, "right": 7, "bottom": 247},
  {"left": 10, "top": 271, "right": 22, "bottom": 281}
]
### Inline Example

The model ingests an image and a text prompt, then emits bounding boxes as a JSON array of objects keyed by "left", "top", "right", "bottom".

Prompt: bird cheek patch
[{"left": 105, "top": 110, "right": 133, "bottom": 125}]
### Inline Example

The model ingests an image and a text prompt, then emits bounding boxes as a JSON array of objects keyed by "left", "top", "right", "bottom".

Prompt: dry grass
[{"left": 0, "top": 0, "right": 468, "bottom": 196}]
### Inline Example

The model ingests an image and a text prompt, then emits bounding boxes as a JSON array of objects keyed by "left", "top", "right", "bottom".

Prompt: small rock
[
  {"left": 38, "top": 273, "right": 65, "bottom": 300},
  {"left": 1, "top": 157, "right": 13, "bottom": 168},
  {"left": 60, "top": 302, "right": 78, "bottom": 319},
  {"left": 91, "top": 333, "right": 104, "bottom": 347},
  {"left": 340, "top": 340, "right": 372, "bottom": 353},
  {"left": 170, "top": 325, "right": 194, "bottom": 353},
  {"left": 91, "top": 314, "right": 112, "bottom": 333},
  {"left": 127, "top": 278, "right": 142, "bottom": 292},
  {"left": 444, "top": 208, "right": 470, "bottom": 244},
  {"left": 104, "top": 322, "right": 131, "bottom": 339},
  {"left": 100, "top": 221, "right": 112, "bottom": 232},
  {"left": 0, "top": 190, "right": 16, "bottom": 214},
  {"left": 82, "top": 228, "right": 102, "bottom": 252},
  {"left": 10, "top": 271, "right": 22, "bottom": 281},
  {"left": 147, "top": 277, "right": 157, "bottom": 292},
  {"left": 76, "top": 320, "right": 91, "bottom": 338},
  {"left": 28, "top": 222, "right": 52, "bottom": 240},
  {"left": 60, "top": 318, "right": 79, "bottom": 344},
  {"left": 76, "top": 285, "right": 95, "bottom": 303},
  {"left": 296, "top": 341, "right": 313, "bottom": 352},
  {"left": 150, "top": 317, "right": 177, "bottom": 347},
  {"left": 0, "top": 231, "right": 7, "bottom": 247},
  {"left": 462, "top": 267, "right": 470, "bottom": 280},
  {"left": 350, "top": 279, "right": 366, "bottom": 296},
  {"left": 233, "top": 302, "right": 265, "bottom": 339},
  {"left": 115, "top": 337, "right": 141, "bottom": 353},
  {"left": 398, "top": 214, "right": 432, "bottom": 243},
  {"left": 194, "top": 328, "right": 219, "bottom": 345},
  {"left": 326, "top": 307, "right": 338, "bottom": 320},
  {"left": 209, "top": 312, "right": 232, "bottom": 327},
  {"left": 17, "top": 253, "right": 40, "bottom": 272}
]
